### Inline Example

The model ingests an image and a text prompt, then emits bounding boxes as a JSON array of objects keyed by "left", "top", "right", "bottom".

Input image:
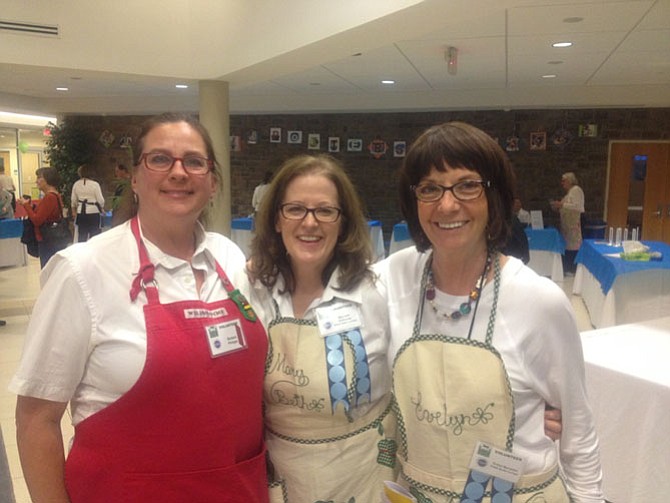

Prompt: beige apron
[
  {"left": 392, "top": 255, "right": 569, "bottom": 502},
  {"left": 264, "top": 307, "right": 397, "bottom": 503},
  {"left": 560, "top": 207, "right": 582, "bottom": 251}
]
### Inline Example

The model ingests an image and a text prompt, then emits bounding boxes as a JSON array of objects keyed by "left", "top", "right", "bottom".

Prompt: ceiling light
[
  {"left": 548, "top": 60, "right": 563, "bottom": 65},
  {"left": 381, "top": 80, "right": 395, "bottom": 85},
  {"left": 563, "top": 17, "right": 583, "bottom": 23},
  {"left": 309, "top": 82, "right": 321, "bottom": 86},
  {"left": 542, "top": 74, "right": 557, "bottom": 79},
  {"left": 552, "top": 42, "right": 572, "bottom": 48},
  {"left": 445, "top": 46, "right": 458, "bottom": 75},
  {"left": 175, "top": 84, "right": 188, "bottom": 89},
  {"left": 56, "top": 87, "right": 69, "bottom": 91}
]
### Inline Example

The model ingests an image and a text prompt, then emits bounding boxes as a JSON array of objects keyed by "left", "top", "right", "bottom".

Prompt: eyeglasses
[
  {"left": 412, "top": 180, "right": 490, "bottom": 202},
  {"left": 140, "top": 152, "right": 213, "bottom": 174},
  {"left": 279, "top": 203, "right": 342, "bottom": 223}
]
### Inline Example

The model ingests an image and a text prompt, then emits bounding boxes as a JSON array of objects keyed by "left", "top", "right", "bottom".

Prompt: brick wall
[{"left": 65, "top": 108, "right": 670, "bottom": 241}]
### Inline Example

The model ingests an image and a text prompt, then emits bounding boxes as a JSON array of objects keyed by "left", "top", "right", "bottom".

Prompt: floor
[{"left": 0, "top": 255, "right": 593, "bottom": 502}]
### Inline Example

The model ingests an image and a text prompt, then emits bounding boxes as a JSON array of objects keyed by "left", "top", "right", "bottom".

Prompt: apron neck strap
[{"left": 129, "top": 216, "right": 159, "bottom": 303}]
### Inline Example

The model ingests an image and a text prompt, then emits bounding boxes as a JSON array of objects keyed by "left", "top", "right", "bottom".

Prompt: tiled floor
[{"left": 0, "top": 256, "right": 593, "bottom": 502}]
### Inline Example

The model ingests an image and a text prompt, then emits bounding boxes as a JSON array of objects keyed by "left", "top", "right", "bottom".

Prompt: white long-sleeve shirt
[{"left": 374, "top": 247, "right": 604, "bottom": 503}]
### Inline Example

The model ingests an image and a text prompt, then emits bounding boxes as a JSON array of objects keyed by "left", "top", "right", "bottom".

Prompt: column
[{"left": 198, "top": 80, "right": 230, "bottom": 235}]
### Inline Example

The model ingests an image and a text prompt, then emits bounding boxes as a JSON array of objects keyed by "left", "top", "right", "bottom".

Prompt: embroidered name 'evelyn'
[{"left": 411, "top": 392, "right": 495, "bottom": 435}]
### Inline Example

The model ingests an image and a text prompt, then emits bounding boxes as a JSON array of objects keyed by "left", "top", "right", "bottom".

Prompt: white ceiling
[{"left": 0, "top": 0, "right": 668, "bottom": 117}]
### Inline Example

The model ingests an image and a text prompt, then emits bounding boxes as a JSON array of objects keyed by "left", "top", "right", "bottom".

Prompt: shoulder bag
[{"left": 40, "top": 193, "right": 72, "bottom": 250}]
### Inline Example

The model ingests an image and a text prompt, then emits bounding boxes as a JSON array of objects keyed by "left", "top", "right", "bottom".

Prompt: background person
[
  {"left": 18, "top": 167, "right": 67, "bottom": 268},
  {"left": 0, "top": 164, "right": 16, "bottom": 212},
  {"left": 10, "top": 113, "right": 269, "bottom": 502},
  {"left": 376, "top": 122, "right": 603, "bottom": 502},
  {"left": 0, "top": 187, "right": 13, "bottom": 219},
  {"left": 71, "top": 164, "right": 105, "bottom": 242},
  {"left": 111, "top": 163, "right": 133, "bottom": 227},
  {"left": 240, "top": 154, "right": 396, "bottom": 502},
  {"left": 550, "top": 171, "right": 585, "bottom": 275},
  {"left": 251, "top": 169, "right": 273, "bottom": 214}
]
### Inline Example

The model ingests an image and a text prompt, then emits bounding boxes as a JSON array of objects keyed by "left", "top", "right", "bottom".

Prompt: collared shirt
[
  {"left": 9, "top": 218, "right": 246, "bottom": 424},
  {"left": 236, "top": 267, "right": 392, "bottom": 417}
]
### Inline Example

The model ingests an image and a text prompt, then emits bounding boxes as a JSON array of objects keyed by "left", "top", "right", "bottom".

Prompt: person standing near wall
[
  {"left": 550, "top": 172, "right": 584, "bottom": 275},
  {"left": 71, "top": 164, "right": 105, "bottom": 242},
  {"left": 251, "top": 169, "right": 273, "bottom": 215},
  {"left": 0, "top": 164, "right": 16, "bottom": 212}
]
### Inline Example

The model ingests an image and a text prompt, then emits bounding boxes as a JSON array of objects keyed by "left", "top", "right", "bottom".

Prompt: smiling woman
[{"left": 10, "top": 113, "right": 270, "bottom": 502}]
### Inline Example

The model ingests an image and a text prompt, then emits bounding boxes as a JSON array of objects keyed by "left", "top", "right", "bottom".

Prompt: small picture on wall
[
  {"left": 328, "top": 137, "right": 340, "bottom": 153},
  {"left": 270, "top": 127, "right": 281, "bottom": 143},
  {"left": 347, "top": 138, "right": 363, "bottom": 152},
  {"left": 529, "top": 132, "right": 546, "bottom": 151},
  {"left": 505, "top": 136, "right": 519, "bottom": 152},
  {"left": 393, "top": 140, "right": 406, "bottom": 158},
  {"left": 287, "top": 130, "right": 302, "bottom": 144},
  {"left": 230, "top": 135, "right": 242, "bottom": 152},
  {"left": 578, "top": 124, "right": 598, "bottom": 137},
  {"left": 308, "top": 133, "right": 321, "bottom": 150},
  {"left": 247, "top": 129, "right": 258, "bottom": 145}
]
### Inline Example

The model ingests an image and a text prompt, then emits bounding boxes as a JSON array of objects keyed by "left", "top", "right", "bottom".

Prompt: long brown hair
[{"left": 249, "top": 154, "right": 373, "bottom": 293}]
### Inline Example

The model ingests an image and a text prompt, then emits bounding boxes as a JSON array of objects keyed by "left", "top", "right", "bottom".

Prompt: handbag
[
  {"left": 39, "top": 194, "right": 72, "bottom": 250},
  {"left": 21, "top": 217, "right": 39, "bottom": 257}
]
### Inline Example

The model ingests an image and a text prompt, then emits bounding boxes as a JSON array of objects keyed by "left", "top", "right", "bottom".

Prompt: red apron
[{"left": 64, "top": 217, "right": 269, "bottom": 502}]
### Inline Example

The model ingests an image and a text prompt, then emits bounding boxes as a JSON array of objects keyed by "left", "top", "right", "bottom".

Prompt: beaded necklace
[{"left": 425, "top": 252, "right": 492, "bottom": 321}]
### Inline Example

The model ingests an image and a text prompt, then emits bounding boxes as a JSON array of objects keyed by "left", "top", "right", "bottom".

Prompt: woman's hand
[{"left": 544, "top": 404, "right": 562, "bottom": 441}]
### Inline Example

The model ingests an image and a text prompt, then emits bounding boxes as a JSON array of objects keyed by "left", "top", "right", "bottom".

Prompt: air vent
[{"left": 0, "top": 20, "right": 59, "bottom": 37}]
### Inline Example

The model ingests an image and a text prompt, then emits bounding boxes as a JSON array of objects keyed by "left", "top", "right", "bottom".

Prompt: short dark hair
[
  {"left": 35, "top": 167, "right": 61, "bottom": 188},
  {"left": 250, "top": 154, "right": 373, "bottom": 293},
  {"left": 399, "top": 122, "right": 515, "bottom": 252}
]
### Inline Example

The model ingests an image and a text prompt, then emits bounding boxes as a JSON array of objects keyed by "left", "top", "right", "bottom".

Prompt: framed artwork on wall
[
  {"left": 328, "top": 137, "right": 340, "bottom": 152},
  {"left": 308, "top": 133, "right": 320, "bottom": 150},
  {"left": 270, "top": 127, "right": 281, "bottom": 143},
  {"left": 347, "top": 138, "right": 363, "bottom": 152},
  {"left": 230, "top": 135, "right": 242, "bottom": 152},
  {"left": 505, "top": 136, "right": 519, "bottom": 152},
  {"left": 393, "top": 140, "right": 406, "bottom": 158},
  {"left": 287, "top": 130, "right": 302, "bottom": 144},
  {"left": 529, "top": 132, "right": 546, "bottom": 151},
  {"left": 247, "top": 129, "right": 258, "bottom": 144}
]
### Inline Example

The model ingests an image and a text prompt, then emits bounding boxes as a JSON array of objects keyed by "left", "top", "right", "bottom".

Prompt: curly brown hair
[{"left": 249, "top": 154, "right": 374, "bottom": 293}]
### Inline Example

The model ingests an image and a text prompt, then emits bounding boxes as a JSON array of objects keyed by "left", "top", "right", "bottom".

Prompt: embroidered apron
[
  {"left": 64, "top": 217, "right": 269, "bottom": 503},
  {"left": 264, "top": 302, "right": 396, "bottom": 503},
  {"left": 392, "top": 256, "right": 569, "bottom": 503}
]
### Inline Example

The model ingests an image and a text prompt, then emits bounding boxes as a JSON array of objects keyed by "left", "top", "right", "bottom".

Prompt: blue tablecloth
[
  {"left": 0, "top": 218, "right": 23, "bottom": 239},
  {"left": 576, "top": 239, "right": 670, "bottom": 294},
  {"left": 232, "top": 217, "right": 254, "bottom": 231},
  {"left": 524, "top": 227, "right": 565, "bottom": 254}
]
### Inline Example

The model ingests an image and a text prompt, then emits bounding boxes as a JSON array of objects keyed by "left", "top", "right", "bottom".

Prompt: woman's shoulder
[{"left": 500, "top": 257, "right": 569, "bottom": 306}]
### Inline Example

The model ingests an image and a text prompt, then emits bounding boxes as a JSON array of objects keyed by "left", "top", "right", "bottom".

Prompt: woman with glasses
[
  {"left": 375, "top": 122, "right": 604, "bottom": 502},
  {"left": 11, "top": 113, "right": 269, "bottom": 502},
  {"left": 239, "top": 154, "right": 395, "bottom": 502}
]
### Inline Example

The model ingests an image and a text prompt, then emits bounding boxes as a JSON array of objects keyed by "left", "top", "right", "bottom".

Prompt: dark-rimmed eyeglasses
[
  {"left": 412, "top": 180, "right": 490, "bottom": 202},
  {"left": 279, "top": 203, "right": 342, "bottom": 223},
  {"left": 139, "top": 152, "right": 213, "bottom": 174}
]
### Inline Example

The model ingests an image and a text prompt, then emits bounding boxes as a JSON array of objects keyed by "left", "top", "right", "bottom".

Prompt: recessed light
[
  {"left": 381, "top": 80, "right": 395, "bottom": 85},
  {"left": 175, "top": 84, "right": 188, "bottom": 89},
  {"left": 71, "top": 76, "right": 82, "bottom": 80},
  {"left": 309, "top": 82, "right": 321, "bottom": 86},
  {"left": 552, "top": 42, "right": 572, "bottom": 48},
  {"left": 548, "top": 60, "right": 563, "bottom": 65},
  {"left": 352, "top": 52, "right": 362, "bottom": 57},
  {"left": 563, "top": 17, "right": 583, "bottom": 23},
  {"left": 542, "top": 74, "right": 557, "bottom": 79},
  {"left": 56, "top": 87, "right": 69, "bottom": 91}
]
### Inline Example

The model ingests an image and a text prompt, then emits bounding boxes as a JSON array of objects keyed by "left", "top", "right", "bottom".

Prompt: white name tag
[
  {"left": 315, "top": 301, "right": 362, "bottom": 337},
  {"left": 205, "top": 319, "right": 247, "bottom": 358},
  {"left": 468, "top": 441, "right": 525, "bottom": 483}
]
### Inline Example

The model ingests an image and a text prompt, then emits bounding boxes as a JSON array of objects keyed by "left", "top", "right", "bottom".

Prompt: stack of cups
[
  {"left": 615, "top": 227, "right": 622, "bottom": 247},
  {"left": 608, "top": 227, "right": 614, "bottom": 246}
]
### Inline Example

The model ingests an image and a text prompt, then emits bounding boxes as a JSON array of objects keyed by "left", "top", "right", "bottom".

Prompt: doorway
[{"left": 606, "top": 142, "right": 670, "bottom": 243}]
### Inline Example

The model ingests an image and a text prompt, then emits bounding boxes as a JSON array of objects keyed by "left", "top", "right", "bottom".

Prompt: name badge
[
  {"left": 206, "top": 319, "right": 247, "bottom": 358},
  {"left": 467, "top": 441, "right": 525, "bottom": 483},
  {"left": 315, "top": 301, "right": 362, "bottom": 337}
]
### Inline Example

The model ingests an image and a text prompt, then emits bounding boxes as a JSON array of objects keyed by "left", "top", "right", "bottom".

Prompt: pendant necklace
[{"left": 425, "top": 252, "right": 492, "bottom": 321}]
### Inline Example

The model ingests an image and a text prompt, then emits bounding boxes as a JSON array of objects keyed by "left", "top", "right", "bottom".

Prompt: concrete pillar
[{"left": 198, "top": 80, "right": 230, "bottom": 236}]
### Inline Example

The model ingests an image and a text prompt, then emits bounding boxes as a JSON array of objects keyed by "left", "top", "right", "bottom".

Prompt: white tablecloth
[
  {"left": 573, "top": 263, "right": 670, "bottom": 329},
  {"left": 527, "top": 249, "right": 563, "bottom": 282},
  {"left": 580, "top": 316, "right": 670, "bottom": 502},
  {"left": 0, "top": 218, "right": 26, "bottom": 268}
]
